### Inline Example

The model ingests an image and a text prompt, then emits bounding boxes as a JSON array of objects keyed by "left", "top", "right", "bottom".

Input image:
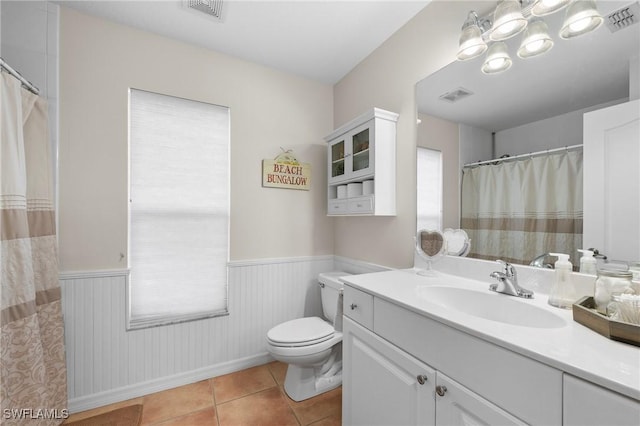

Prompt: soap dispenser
[
  {"left": 577, "top": 249, "right": 597, "bottom": 275},
  {"left": 548, "top": 253, "right": 576, "bottom": 309}
]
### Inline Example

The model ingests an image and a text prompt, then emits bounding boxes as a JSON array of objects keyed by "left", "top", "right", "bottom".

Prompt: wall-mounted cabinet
[{"left": 325, "top": 108, "right": 398, "bottom": 216}]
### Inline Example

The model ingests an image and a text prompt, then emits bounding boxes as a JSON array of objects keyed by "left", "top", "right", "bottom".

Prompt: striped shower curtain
[
  {"left": 461, "top": 150, "right": 583, "bottom": 266},
  {"left": 1, "top": 73, "right": 67, "bottom": 424}
]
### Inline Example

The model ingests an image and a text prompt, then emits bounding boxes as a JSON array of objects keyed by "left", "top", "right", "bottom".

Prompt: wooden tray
[{"left": 572, "top": 296, "right": 640, "bottom": 347}]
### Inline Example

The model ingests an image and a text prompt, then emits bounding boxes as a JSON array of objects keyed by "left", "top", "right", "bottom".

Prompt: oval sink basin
[{"left": 416, "top": 286, "right": 567, "bottom": 329}]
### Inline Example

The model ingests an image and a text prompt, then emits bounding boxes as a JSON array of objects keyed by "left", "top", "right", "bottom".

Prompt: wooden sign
[{"left": 262, "top": 150, "right": 311, "bottom": 190}]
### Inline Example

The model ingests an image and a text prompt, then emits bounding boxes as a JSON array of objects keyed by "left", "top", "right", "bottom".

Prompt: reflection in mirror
[
  {"left": 461, "top": 149, "right": 583, "bottom": 265},
  {"left": 416, "top": 147, "right": 442, "bottom": 231},
  {"left": 416, "top": 0, "right": 639, "bottom": 266},
  {"left": 442, "top": 228, "right": 471, "bottom": 257},
  {"left": 416, "top": 229, "right": 445, "bottom": 276}
]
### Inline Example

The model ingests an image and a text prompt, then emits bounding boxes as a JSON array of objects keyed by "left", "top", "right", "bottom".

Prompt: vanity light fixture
[
  {"left": 457, "top": 11, "right": 489, "bottom": 60},
  {"left": 482, "top": 42, "right": 513, "bottom": 74},
  {"left": 560, "top": 0, "right": 604, "bottom": 38},
  {"left": 457, "top": 0, "right": 604, "bottom": 73},
  {"left": 490, "top": 0, "right": 528, "bottom": 40},
  {"left": 517, "top": 19, "right": 554, "bottom": 58}
]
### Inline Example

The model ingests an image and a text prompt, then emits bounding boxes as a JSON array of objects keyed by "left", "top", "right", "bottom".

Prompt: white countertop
[{"left": 341, "top": 268, "right": 640, "bottom": 401}]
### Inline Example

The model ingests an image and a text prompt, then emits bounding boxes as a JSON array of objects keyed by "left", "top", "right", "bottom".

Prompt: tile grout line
[
  {"left": 210, "top": 378, "right": 221, "bottom": 426},
  {"left": 266, "top": 363, "right": 302, "bottom": 426}
]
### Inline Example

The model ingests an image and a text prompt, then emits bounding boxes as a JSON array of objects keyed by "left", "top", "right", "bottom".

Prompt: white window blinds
[
  {"left": 417, "top": 147, "right": 443, "bottom": 232},
  {"left": 128, "top": 89, "right": 229, "bottom": 329}
]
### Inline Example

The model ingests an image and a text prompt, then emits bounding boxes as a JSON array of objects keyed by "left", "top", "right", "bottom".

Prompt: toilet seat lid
[{"left": 267, "top": 317, "right": 334, "bottom": 346}]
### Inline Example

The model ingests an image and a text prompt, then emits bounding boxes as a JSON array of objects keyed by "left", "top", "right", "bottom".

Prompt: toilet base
[{"left": 283, "top": 363, "right": 342, "bottom": 402}]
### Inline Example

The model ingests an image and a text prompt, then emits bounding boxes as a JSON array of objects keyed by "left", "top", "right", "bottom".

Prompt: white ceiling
[{"left": 58, "top": 0, "right": 430, "bottom": 84}]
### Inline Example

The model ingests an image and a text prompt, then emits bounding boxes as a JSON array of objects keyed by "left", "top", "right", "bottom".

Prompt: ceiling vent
[
  {"left": 184, "top": 0, "right": 225, "bottom": 21},
  {"left": 605, "top": 2, "right": 639, "bottom": 33},
  {"left": 439, "top": 87, "right": 474, "bottom": 103}
]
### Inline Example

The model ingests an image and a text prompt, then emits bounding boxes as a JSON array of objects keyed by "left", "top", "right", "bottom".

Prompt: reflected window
[{"left": 417, "top": 147, "right": 443, "bottom": 231}]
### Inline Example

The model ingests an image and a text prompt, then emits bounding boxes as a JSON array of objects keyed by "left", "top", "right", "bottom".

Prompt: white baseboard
[{"left": 68, "top": 353, "right": 273, "bottom": 414}]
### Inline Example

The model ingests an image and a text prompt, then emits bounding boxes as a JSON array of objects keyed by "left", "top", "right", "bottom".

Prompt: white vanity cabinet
[
  {"left": 343, "top": 317, "right": 435, "bottom": 425},
  {"left": 341, "top": 267, "right": 640, "bottom": 425},
  {"left": 342, "top": 284, "right": 563, "bottom": 426},
  {"left": 343, "top": 316, "right": 525, "bottom": 426},
  {"left": 325, "top": 108, "right": 397, "bottom": 216}
]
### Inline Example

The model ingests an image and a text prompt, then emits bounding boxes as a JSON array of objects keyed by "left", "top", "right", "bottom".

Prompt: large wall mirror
[{"left": 416, "top": 0, "right": 639, "bottom": 267}]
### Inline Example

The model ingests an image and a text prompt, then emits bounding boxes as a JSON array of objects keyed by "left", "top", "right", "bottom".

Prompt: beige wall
[
  {"left": 58, "top": 7, "right": 334, "bottom": 271},
  {"left": 333, "top": 1, "right": 483, "bottom": 268}
]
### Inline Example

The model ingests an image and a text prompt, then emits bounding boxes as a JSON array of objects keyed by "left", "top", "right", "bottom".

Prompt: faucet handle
[{"left": 496, "top": 259, "right": 515, "bottom": 277}]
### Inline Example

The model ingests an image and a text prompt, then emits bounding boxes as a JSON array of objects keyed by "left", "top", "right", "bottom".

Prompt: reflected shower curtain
[
  {"left": 461, "top": 150, "right": 583, "bottom": 266},
  {"left": 1, "top": 73, "right": 67, "bottom": 424}
]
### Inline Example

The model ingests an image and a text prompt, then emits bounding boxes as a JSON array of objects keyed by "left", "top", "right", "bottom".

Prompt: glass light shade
[
  {"left": 560, "top": 0, "right": 603, "bottom": 39},
  {"left": 517, "top": 20, "right": 554, "bottom": 58},
  {"left": 482, "top": 42, "right": 512, "bottom": 74},
  {"left": 531, "top": 0, "right": 570, "bottom": 16},
  {"left": 457, "top": 24, "right": 488, "bottom": 60},
  {"left": 490, "top": 0, "right": 528, "bottom": 41}
]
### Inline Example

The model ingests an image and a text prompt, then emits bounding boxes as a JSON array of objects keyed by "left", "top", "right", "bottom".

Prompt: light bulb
[
  {"left": 461, "top": 45, "right": 484, "bottom": 57},
  {"left": 517, "top": 19, "right": 553, "bottom": 59},
  {"left": 490, "top": 0, "right": 528, "bottom": 41},
  {"left": 488, "top": 58, "right": 507, "bottom": 70},
  {"left": 482, "top": 42, "right": 512, "bottom": 74},
  {"left": 532, "top": 0, "right": 570, "bottom": 16},
  {"left": 457, "top": 12, "right": 488, "bottom": 61},
  {"left": 569, "top": 17, "right": 593, "bottom": 32},
  {"left": 496, "top": 21, "right": 519, "bottom": 36},
  {"left": 560, "top": 0, "right": 603, "bottom": 39},
  {"left": 526, "top": 39, "right": 546, "bottom": 52}
]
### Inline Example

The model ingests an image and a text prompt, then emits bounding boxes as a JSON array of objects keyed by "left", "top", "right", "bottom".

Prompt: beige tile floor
[{"left": 64, "top": 361, "right": 342, "bottom": 426}]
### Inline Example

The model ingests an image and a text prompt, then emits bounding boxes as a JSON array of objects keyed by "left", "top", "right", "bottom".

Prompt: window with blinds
[
  {"left": 127, "top": 89, "right": 230, "bottom": 329},
  {"left": 416, "top": 147, "right": 443, "bottom": 232}
]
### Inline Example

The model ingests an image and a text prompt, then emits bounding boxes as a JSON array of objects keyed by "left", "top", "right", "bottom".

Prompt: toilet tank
[{"left": 319, "top": 271, "right": 351, "bottom": 322}]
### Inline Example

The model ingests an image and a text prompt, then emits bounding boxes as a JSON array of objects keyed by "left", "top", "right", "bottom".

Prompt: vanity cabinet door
[
  {"left": 343, "top": 317, "right": 436, "bottom": 426},
  {"left": 563, "top": 374, "right": 640, "bottom": 426},
  {"left": 434, "top": 373, "right": 526, "bottom": 426}
]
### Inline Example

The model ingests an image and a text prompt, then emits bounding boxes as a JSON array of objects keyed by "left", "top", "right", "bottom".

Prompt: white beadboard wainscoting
[{"left": 60, "top": 255, "right": 387, "bottom": 413}]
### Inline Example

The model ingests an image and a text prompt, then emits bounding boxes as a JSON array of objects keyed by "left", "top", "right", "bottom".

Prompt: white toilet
[{"left": 266, "top": 271, "right": 350, "bottom": 402}]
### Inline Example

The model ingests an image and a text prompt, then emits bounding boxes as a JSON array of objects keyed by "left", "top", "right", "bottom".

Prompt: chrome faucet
[
  {"left": 529, "top": 253, "right": 554, "bottom": 269},
  {"left": 489, "top": 260, "right": 533, "bottom": 298}
]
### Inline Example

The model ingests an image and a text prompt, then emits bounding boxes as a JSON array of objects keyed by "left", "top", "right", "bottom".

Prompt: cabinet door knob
[
  {"left": 417, "top": 375, "right": 428, "bottom": 385},
  {"left": 350, "top": 303, "right": 358, "bottom": 310},
  {"left": 435, "top": 385, "right": 447, "bottom": 396}
]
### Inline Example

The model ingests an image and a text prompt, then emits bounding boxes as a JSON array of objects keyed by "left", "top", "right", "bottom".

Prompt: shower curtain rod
[
  {"left": 463, "top": 144, "right": 583, "bottom": 168},
  {"left": 0, "top": 57, "right": 40, "bottom": 95}
]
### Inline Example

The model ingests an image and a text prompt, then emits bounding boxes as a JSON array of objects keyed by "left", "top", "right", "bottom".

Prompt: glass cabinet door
[
  {"left": 331, "top": 139, "right": 345, "bottom": 180},
  {"left": 351, "top": 127, "right": 371, "bottom": 175}
]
